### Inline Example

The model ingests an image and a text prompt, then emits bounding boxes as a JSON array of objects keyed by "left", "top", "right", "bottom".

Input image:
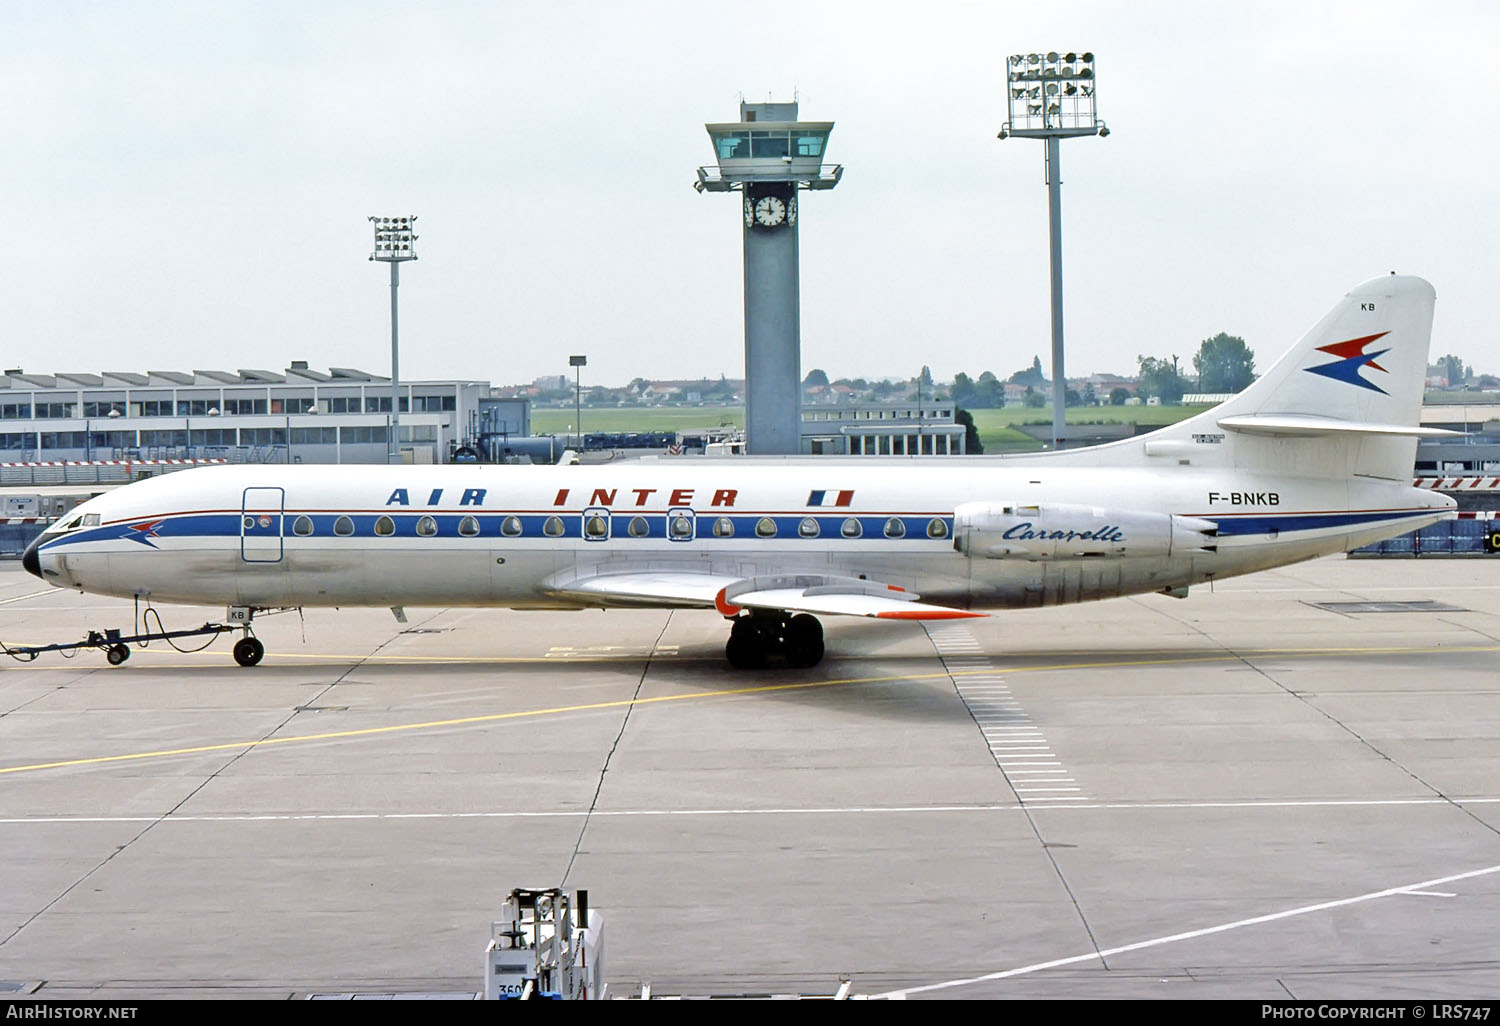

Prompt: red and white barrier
[
  {"left": 1415, "top": 476, "right": 1500, "bottom": 490},
  {"left": 0, "top": 459, "right": 225, "bottom": 468}
]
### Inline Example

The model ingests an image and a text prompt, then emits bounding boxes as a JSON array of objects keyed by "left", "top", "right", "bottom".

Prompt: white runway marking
[
  {"left": 926, "top": 623, "right": 1088, "bottom": 803},
  {"left": 0, "top": 794, "right": 1497, "bottom": 826},
  {"left": 871, "top": 862, "right": 1500, "bottom": 999}
]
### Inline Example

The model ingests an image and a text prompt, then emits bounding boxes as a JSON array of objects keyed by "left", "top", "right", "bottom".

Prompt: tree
[
  {"left": 803, "top": 368, "right": 829, "bottom": 388},
  {"left": 1193, "top": 333, "right": 1256, "bottom": 393},
  {"left": 954, "top": 407, "right": 983, "bottom": 454},
  {"left": 1138, "top": 355, "right": 1188, "bottom": 404},
  {"left": 1437, "top": 354, "right": 1469, "bottom": 388},
  {"left": 952, "top": 372, "right": 975, "bottom": 405},
  {"left": 1009, "top": 356, "right": 1045, "bottom": 387},
  {"left": 917, "top": 365, "right": 934, "bottom": 390},
  {"left": 1023, "top": 387, "right": 1046, "bottom": 408},
  {"left": 1109, "top": 387, "right": 1130, "bottom": 406}
]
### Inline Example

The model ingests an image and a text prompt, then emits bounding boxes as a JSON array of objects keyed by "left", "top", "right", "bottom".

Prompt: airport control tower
[{"left": 696, "top": 102, "right": 842, "bottom": 455}]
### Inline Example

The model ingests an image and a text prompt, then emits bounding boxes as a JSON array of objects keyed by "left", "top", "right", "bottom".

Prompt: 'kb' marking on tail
[{"left": 1304, "top": 331, "right": 1392, "bottom": 394}]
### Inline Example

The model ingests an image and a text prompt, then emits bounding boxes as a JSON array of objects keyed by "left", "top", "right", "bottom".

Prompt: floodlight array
[
  {"left": 1001, "top": 52, "right": 1104, "bottom": 136},
  {"left": 369, "top": 215, "right": 419, "bottom": 261}
]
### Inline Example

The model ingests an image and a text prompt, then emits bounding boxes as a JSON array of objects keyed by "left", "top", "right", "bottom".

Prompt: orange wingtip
[
  {"left": 875, "top": 609, "right": 986, "bottom": 620},
  {"left": 714, "top": 588, "right": 743, "bottom": 617}
]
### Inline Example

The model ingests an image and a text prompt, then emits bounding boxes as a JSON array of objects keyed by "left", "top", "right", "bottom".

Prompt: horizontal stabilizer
[{"left": 1217, "top": 414, "right": 1458, "bottom": 438}]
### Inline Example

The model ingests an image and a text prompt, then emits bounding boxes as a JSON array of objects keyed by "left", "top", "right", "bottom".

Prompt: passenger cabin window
[
  {"left": 292, "top": 516, "right": 314, "bottom": 536},
  {"left": 798, "top": 517, "right": 820, "bottom": 538},
  {"left": 841, "top": 518, "right": 862, "bottom": 538},
  {"left": 628, "top": 516, "right": 649, "bottom": 538},
  {"left": 585, "top": 515, "right": 608, "bottom": 538},
  {"left": 712, "top": 517, "right": 734, "bottom": 538},
  {"left": 926, "top": 518, "right": 949, "bottom": 539},
  {"left": 543, "top": 516, "right": 565, "bottom": 537},
  {"left": 501, "top": 516, "right": 522, "bottom": 537},
  {"left": 755, "top": 517, "right": 777, "bottom": 538},
  {"left": 883, "top": 518, "right": 907, "bottom": 538},
  {"left": 670, "top": 515, "right": 693, "bottom": 539},
  {"left": 459, "top": 516, "right": 480, "bottom": 537},
  {"left": 375, "top": 516, "right": 396, "bottom": 537},
  {"left": 416, "top": 516, "right": 438, "bottom": 537},
  {"left": 334, "top": 516, "right": 354, "bottom": 536}
]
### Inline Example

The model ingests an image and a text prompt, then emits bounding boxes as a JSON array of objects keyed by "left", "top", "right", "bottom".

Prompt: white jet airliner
[{"left": 23, "top": 274, "right": 1454, "bottom": 668}]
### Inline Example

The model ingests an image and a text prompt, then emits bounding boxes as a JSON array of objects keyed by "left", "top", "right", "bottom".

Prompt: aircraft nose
[{"left": 22, "top": 536, "right": 41, "bottom": 579}]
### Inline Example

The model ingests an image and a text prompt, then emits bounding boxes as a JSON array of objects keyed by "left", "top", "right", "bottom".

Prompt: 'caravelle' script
[{"left": 1001, "top": 522, "right": 1126, "bottom": 543}]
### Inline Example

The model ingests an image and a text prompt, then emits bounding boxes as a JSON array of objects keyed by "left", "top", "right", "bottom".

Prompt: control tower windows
[
  {"left": 749, "top": 131, "right": 790, "bottom": 158},
  {"left": 715, "top": 132, "right": 749, "bottom": 160},
  {"left": 795, "top": 134, "right": 825, "bottom": 158}
]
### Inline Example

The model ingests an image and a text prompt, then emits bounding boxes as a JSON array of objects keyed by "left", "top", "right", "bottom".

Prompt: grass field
[
  {"left": 530, "top": 403, "right": 1205, "bottom": 451},
  {"left": 531, "top": 406, "right": 744, "bottom": 436},
  {"left": 967, "top": 405, "right": 1200, "bottom": 452}
]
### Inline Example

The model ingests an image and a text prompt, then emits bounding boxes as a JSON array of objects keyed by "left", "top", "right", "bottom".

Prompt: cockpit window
[
  {"left": 82, "top": 513, "right": 100, "bottom": 528},
  {"left": 53, "top": 514, "right": 84, "bottom": 533}
]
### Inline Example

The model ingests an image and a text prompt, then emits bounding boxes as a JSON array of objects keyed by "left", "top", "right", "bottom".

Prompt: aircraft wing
[{"left": 550, "top": 571, "right": 984, "bottom": 621}]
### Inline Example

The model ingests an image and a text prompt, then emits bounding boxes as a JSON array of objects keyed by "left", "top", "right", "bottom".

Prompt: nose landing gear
[
  {"left": 232, "top": 635, "right": 265, "bottom": 667},
  {"left": 724, "top": 611, "right": 824, "bottom": 669}
]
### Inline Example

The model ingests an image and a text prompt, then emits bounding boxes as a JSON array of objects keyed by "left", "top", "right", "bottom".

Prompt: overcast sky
[{"left": 2, "top": 1, "right": 1493, "bottom": 388}]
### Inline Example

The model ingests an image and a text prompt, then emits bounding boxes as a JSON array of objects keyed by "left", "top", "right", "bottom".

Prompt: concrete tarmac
[{"left": 1, "top": 556, "right": 1498, "bottom": 1000}]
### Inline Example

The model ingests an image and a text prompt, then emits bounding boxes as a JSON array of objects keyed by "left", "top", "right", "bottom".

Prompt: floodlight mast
[
  {"left": 999, "top": 52, "right": 1108, "bottom": 449},
  {"left": 369, "top": 216, "right": 418, "bottom": 464},
  {"left": 569, "top": 355, "right": 587, "bottom": 449}
]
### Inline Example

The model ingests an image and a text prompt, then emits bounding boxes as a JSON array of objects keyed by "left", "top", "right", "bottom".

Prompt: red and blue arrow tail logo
[
  {"left": 124, "top": 519, "right": 166, "bottom": 547},
  {"left": 1303, "top": 331, "right": 1391, "bottom": 394}
]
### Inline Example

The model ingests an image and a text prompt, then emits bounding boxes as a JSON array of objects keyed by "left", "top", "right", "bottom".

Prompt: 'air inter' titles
[{"left": 382, "top": 486, "right": 741, "bottom": 508}]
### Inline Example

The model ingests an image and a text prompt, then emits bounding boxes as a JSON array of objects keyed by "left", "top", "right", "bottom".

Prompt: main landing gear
[{"left": 724, "top": 611, "right": 824, "bottom": 670}]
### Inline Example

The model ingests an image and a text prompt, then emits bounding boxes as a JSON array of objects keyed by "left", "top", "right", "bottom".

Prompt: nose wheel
[
  {"left": 232, "top": 636, "right": 265, "bottom": 667},
  {"left": 725, "top": 612, "right": 824, "bottom": 669}
]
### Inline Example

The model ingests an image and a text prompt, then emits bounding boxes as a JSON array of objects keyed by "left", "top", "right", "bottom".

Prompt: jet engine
[{"left": 953, "top": 501, "right": 1217, "bottom": 560}]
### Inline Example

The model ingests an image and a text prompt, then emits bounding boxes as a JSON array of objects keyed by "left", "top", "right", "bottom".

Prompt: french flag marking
[{"left": 807, "top": 489, "right": 854, "bottom": 507}]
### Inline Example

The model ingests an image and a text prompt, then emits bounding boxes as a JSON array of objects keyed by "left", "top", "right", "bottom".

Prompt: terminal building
[
  {"left": 799, "top": 404, "right": 968, "bottom": 455},
  {"left": 0, "top": 365, "right": 528, "bottom": 466}
]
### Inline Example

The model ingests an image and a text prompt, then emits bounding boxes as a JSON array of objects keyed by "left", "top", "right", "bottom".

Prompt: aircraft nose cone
[{"left": 21, "top": 536, "right": 41, "bottom": 579}]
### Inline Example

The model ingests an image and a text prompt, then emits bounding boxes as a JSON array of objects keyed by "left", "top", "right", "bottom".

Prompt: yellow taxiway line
[{"left": 3, "top": 642, "right": 1498, "bottom": 777}]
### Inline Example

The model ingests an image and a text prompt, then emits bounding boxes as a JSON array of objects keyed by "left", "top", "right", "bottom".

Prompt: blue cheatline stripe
[
  {"left": 40, "top": 508, "right": 1431, "bottom": 549},
  {"left": 1207, "top": 510, "right": 1434, "bottom": 536},
  {"left": 42, "top": 512, "right": 958, "bottom": 546}
]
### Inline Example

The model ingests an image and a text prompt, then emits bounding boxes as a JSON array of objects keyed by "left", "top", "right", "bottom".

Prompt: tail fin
[
  {"left": 1210, "top": 273, "right": 1434, "bottom": 428},
  {"left": 1050, "top": 274, "right": 1441, "bottom": 481}
]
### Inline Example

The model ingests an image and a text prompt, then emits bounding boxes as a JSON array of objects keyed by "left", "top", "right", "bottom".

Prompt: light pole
[
  {"left": 570, "top": 355, "right": 586, "bottom": 449},
  {"left": 999, "top": 52, "right": 1108, "bottom": 449},
  {"left": 369, "top": 215, "right": 418, "bottom": 464}
]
